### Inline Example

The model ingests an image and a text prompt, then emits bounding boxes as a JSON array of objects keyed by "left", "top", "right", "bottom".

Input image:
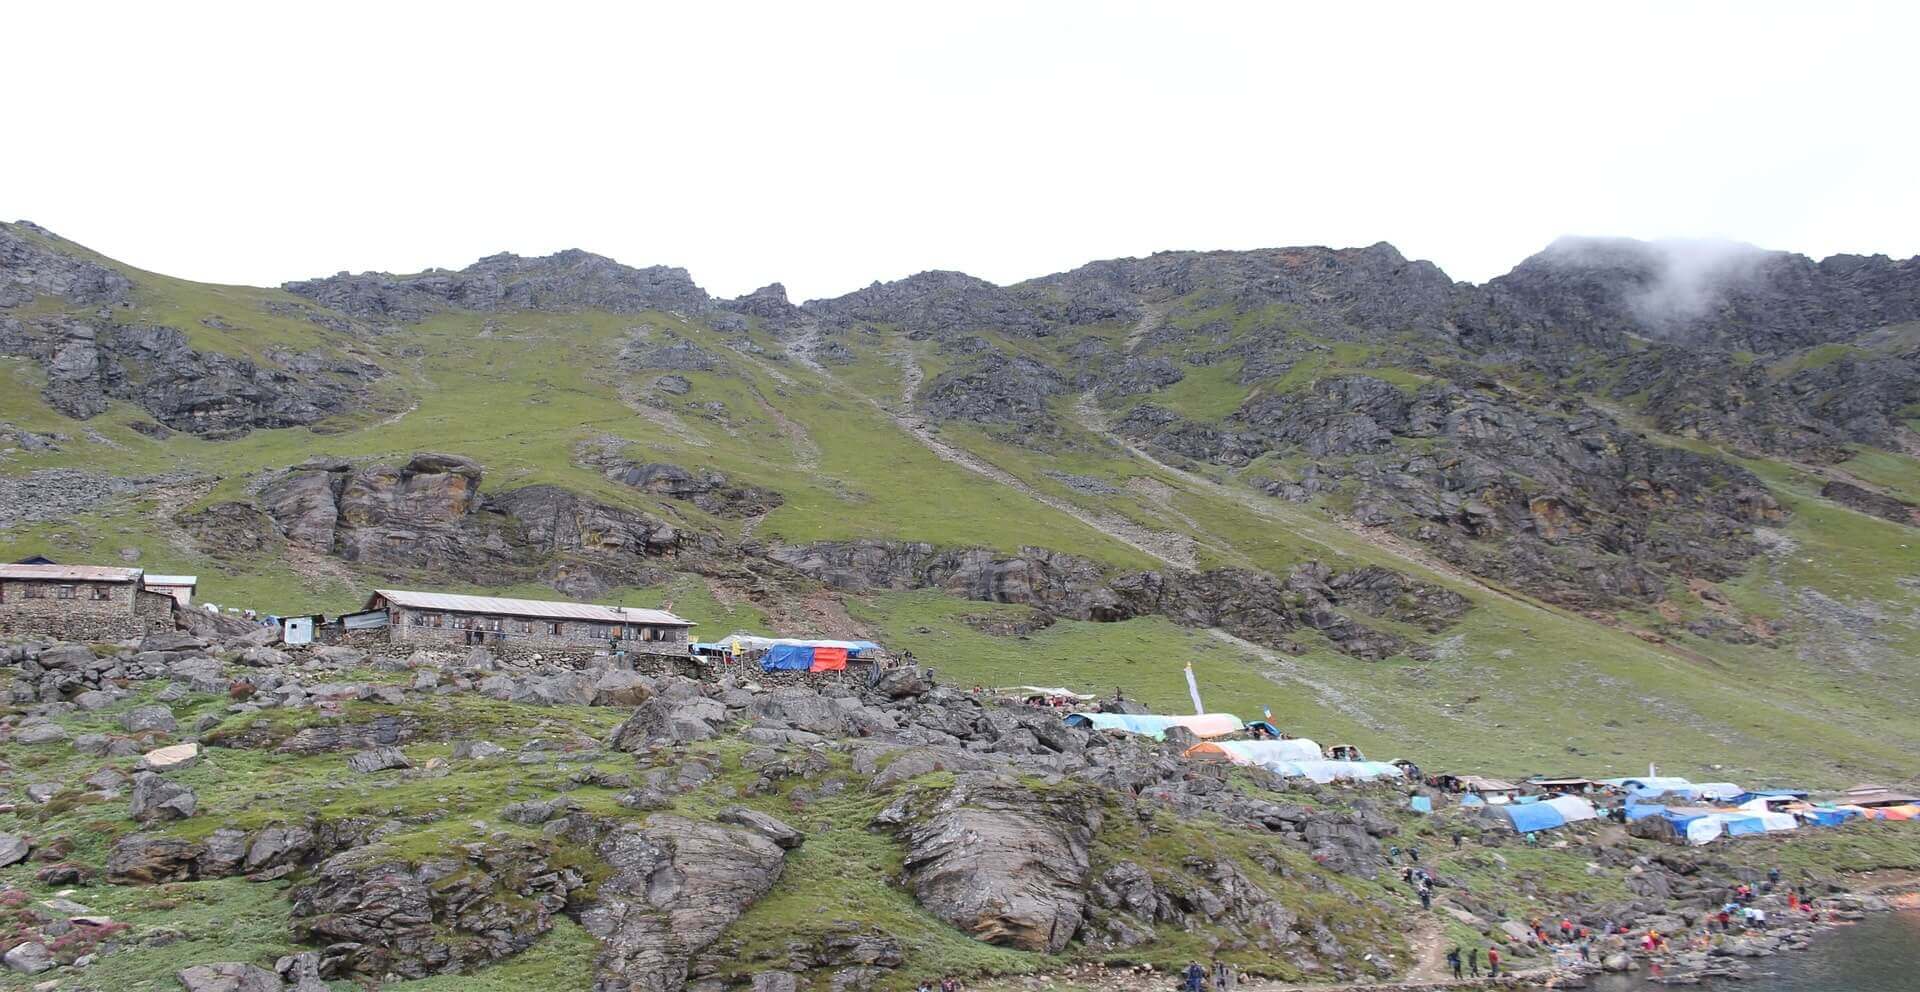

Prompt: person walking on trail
[
  {"left": 1408, "top": 845, "right": 1421, "bottom": 863},
  {"left": 1468, "top": 947, "right": 1480, "bottom": 977},
  {"left": 1447, "top": 946, "right": 1463, "bottom": 980},
  {"left": 1418, "top": 883, "right": 1432, "bottom": 910},
  {"left": 1453, "top": 832, "right": 1464, "bottom": 850},
  {"left": 1487, "top": 946, "right": 1501, "bottom": 978},
  {"left": 1211, "top": 959, "right": 1233, "bottom": 992},
  {"left": 1389, "top": 845, "right": 1401, "bottom": 863},
  {"left": 1184, "top": 961, "right": 1206, "bottom": 992}
]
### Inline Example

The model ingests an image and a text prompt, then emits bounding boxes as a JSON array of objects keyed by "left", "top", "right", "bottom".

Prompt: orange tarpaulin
[{"left": 809, "top": 646, "right": 848, "bottom": 672}]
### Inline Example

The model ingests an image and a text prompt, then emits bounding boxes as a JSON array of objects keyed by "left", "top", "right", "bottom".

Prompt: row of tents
[
  {"left": 1059, "top": 708, "right": 1920, "bottom": 845},
  {"left": 694, "top": 636, "right": 885, "bottom": 673},
  {"left": 1061, "top": 713, "right": 1408, "bottom": 784}
]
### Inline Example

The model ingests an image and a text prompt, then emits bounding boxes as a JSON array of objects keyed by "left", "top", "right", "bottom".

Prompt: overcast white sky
[{"left": 4, "top": 2, "right": 1916, "bottom": 301}]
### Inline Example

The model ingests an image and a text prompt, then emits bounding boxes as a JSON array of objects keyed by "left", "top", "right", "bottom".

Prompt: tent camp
[
  {"left": 1614, "top": 778, "right": 1744, "bottom": 803},
  {"left": 710, "top": 635, "right": 882, "bottom": 673},
  {"left": 1493, "top": 795, "right": 1598, "bottom": 833},
  {"left": 1064, "top": 712, "right": 1245, "bottom": 740},
  {"left": 1260, "top": 760, "right": 1402, "bottom": 784},
  {"left": 1185, "top": 739, "right": 1325, "bottom": 764},
  {"left": 1735, "top": 798, "right": 1799, "bottom": 832}
]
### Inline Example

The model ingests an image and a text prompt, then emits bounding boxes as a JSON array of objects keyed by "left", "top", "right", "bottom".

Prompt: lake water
[{"left": 1586, "top": 910, "right": 1920, "bottom": 992}]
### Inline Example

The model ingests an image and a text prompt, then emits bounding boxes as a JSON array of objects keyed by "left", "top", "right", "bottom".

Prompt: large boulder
[
  {"left": 718, "top": 807, "right": 806, "bottom": 849},
  {"left": 559, "top": 813, "right": 787, "bottom": 992},
  {"left": 0, "top": 832, "right": 30, "bottom": 867},
  {"left": 176, "top": 962, "right": 285, "bottom": 991},
  {"left": 130, "top": 771, "right": 197, "bottom": 823},
  {"left": 3, "top": 941, "right": 54, "bottom": 975},
  {"left": 748, "top": 688, "right": 848, "bottom": 736},
  {"left": 876, "top": 773, "right": 1101, "bottom": 953},
  {"left": 290, "top": 841, "right": 584, "bottom": 980},
  {"left": 122, "top": 704, "right": 179, "bottom": 734},
  {"left": 107, "top": 834, "right": 207, "bottom": 884},
  {"left": 608, "top": 692, "right": 728, "bottom": 749}
]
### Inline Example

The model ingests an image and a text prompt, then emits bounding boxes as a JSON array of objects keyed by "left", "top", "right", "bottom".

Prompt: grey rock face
[
  {"left": 121, "top": 704, "right": 179, "bottom": 734},
  {"left": 13, "top": 722, "right": 67, "bottom": 744},
  {"left": 0, "top": 222, "right": 133, "bottom": 306},
  {"left": 107, "top": 833, "right": 207, "bottom": 884},
  {"left": 608, "top": 692, "right": 729, "bottom": 749},
  {"left": 290, "top": 842, "right": 584, "bottom": 980},
  {"left": 129, "top": 771, "right": 197, "bottom": 823},
  {"left": 585, "top": 451, "right": 783, "bottom": 520},
  {"left": 3, "top": 941, "right": 54, "bottom": 975},
  {"left": 0, "top": 832, "right": 30, "bottom": 867},
  {"left": 176, "top": 962, "right": 286, "bottom": 992},
  {"left": 285, "top": 249, "right": 711, "bottom": 320},
  {"left": 922, "top": 352, "right": 1068, "bottom": 426},
  {"left": 879, "top": 773, "right": 1101, "bottom": 953},
  {"left": 557, "top": 813, "right": 787, "bottom": 992},
  {"left": 345, "top": 746, "right": 411, "bottom": 773},
  {"left": 718, "top": 807, "right": 806, "bottom": 849}
]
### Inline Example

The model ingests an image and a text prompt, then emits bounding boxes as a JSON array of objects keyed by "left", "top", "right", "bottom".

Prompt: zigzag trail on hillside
[{"left": 784, "top": 320, "right": 1201, "bottom": 569}]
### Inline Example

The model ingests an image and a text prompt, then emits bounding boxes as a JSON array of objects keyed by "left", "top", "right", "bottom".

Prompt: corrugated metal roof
[
  {"left": 369, "top": 589, "right": 693, "bottom": 626},
  {"left": 143, "top": 575, "right": 198, "bottom": 586},
  {"left": 0, "top": 564, "right": 143, "bottom": 582}
]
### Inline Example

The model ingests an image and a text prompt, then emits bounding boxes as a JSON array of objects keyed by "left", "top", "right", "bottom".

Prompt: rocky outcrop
[
  {"left": 921, "top": 352, "right": 1068, "bottom": 426},
  {"left": 284, "top": 249, "right": 711, "bottom": 320},
  {"left": 554, "top": 813, "right": 788, "bottom": 992},
  {"left": 0, "top": 305, "right": 379, "bottom": 436},
  {"left": 0, "top": 222, "right": 133, "bottom": 307},
  {"left": 588, "top": 458, "right": 783, "bottom": 520},
  {"left": 1821, "top": 480, "right": 1919, "bottom": 527},
  {"left": 768, "top": 539, "right": 1460, "bottom": 659},
  {"left": 290, "top": 841, "right": 585, "bottom": 980},
  {"left": 1481, "top": 236, "right": 1920, "bottom": 353},
  {"left": 1126, "top": 374, "right": 1787, "bottom": 608},
  {"left": 807, "top": 270, "right": 1055, "bottom": 337},
  {"left": 875, "top": 773, "right": 1101, "bottom": 953},
  {"left": 186, "top": 454, "right": 692, "bottom": 587}
]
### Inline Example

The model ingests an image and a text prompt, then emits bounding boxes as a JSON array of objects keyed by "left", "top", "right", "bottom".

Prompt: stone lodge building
[
  {"left": 0, "top": 564, "right": 179, "bottom": 640},
  {"left": 363, "top": 589, "right": 695, "bottom": 654}
]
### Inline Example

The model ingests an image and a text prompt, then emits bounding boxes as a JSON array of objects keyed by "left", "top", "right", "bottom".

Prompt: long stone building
[
  {"left": 0, "top": 564, "right": 179, "bottom": 640},
  {"left": 360, "top": 589, "right": 695, "bottom": 654}
]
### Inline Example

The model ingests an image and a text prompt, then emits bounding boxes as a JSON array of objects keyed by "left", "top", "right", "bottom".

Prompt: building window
[
  {"left": 56, "top": 585, "right": 76, "bottom": 600},
  {"left": 90, "top": 585, "right": 112, "bottom": 601},
  {"left": 483, "top": 616, "right": 503, "bottom": 632},
  {"left": 517, "top": 621, "right": 532, "bottom": 634},
  {"left": 588, "top": 625, "right": 608, "bottom": 639},
  {"left": 548, "top": 622, "right": 564, "bottom": 636},
  {"left": 21, "top": 584, "right": 44, "bottom": 599}
]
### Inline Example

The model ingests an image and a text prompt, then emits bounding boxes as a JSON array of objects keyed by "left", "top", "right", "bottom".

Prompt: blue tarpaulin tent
[
  {"left": 763, "top": 644, "right": 816, "bottom": 671},
  {"left": 1801, "top": 809, "right": 1860, "bottom": 827},
  {"left": 1410, "top": 796, "right": 1433, "bottom": 814},
  {"left": 1500, "top": 802, "right": 1568, "bottom": 833}
]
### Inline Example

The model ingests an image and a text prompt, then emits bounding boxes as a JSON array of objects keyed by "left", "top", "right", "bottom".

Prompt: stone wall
[{"left": 0, "top": 579, "right": 168, "bottom": 641}]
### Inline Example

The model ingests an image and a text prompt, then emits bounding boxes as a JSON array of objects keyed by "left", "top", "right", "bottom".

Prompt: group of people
[
  {"left": 911, "top": 976, "right": 962, "bottom": 992},
  {"left": 1445, "top": 945, "right": 1502, "bottom": 979},
  {"left": 1181, "top": 960, "right": 1235, "bottom": 992}
]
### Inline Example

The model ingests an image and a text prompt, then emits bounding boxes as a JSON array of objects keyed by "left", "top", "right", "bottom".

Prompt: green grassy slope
[{"left": 3, "top": 228, "right": 1919, "bottom": 790}]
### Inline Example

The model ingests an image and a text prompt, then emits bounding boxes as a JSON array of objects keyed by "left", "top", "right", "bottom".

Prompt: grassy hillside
[{"left": 4, "top": 225, "right": 1920, "bottom": 791}]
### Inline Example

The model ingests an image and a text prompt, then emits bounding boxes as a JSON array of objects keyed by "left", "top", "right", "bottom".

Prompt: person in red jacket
[{"left": 1488, "top": 946, "right": 1501, "bottom": 978}]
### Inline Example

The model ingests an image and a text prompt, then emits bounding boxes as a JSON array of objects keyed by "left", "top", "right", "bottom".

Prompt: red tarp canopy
[{"left": 809, "top": 646, "right": 848, "bottom": 672}]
